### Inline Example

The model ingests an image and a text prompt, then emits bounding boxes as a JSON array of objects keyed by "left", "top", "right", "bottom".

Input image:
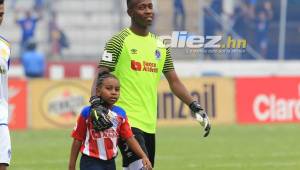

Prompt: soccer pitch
[{"left": 10, "top": 124, "right": 300, "bottom": 170}]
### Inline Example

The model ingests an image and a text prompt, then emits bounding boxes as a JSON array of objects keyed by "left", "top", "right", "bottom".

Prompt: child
[{"left": 69, "top": 71, "right": 152, "bottom": 170}]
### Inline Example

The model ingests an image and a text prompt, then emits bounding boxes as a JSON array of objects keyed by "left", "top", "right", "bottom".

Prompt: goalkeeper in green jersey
[{"left": 92, "top": 0, "right": 211, "bottom": 169}]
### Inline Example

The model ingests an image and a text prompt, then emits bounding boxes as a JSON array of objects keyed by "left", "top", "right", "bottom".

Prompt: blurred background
[
  {"left": 2, "top": 0, "right": 300, "bottom": 170},
  {"left": 1, "top": 0, "right": 300, "bottom": 78},
  {"left": 1, "top": 0, "right": 300, "bottom": 60}
]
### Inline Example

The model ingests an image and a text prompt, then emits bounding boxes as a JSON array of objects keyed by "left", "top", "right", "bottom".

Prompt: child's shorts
[{"left": 80, "top": 154, "right": 116, "bottom": 170}]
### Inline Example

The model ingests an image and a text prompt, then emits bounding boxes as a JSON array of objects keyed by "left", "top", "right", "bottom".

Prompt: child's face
[{"left": 96, "top": 77, "right": 120, "bottom": 106}]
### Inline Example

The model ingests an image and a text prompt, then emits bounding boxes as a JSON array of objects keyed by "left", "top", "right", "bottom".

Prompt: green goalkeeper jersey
[{"left": 99, "top": 28, "right": 174, "bottom": 133}]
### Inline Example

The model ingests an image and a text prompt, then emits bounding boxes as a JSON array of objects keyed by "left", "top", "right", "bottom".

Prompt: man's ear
[{"left": 127, "top": 8, "right": 133, "bottom": 17}]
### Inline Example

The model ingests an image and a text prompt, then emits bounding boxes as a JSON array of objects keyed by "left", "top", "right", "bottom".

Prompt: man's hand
[
  {"left": 90, "top": 96, "right": 113, "bottom": 131},
  {"left": 189, "top": 101, "right": 211, "bottom": 137}
]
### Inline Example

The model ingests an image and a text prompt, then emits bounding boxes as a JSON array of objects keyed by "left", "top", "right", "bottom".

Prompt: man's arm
[
  {"left": 164, "top": 70, "right": 194, "bottom": 105},
  {"left": 91, "top": 31, "right": 127, "bottom": 95},
  {"left": 91, "top": 66, "right": 110, "bottom": 96},
  {"left": 162, "top": 48, "right": 193, "bottom": 104},
  {"left": 164, "top": 70, "right": 211, "bottom": 137}
]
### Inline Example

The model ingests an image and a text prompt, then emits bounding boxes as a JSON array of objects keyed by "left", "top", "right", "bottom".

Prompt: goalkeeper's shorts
[
  {"left": 118, "top": 127, "right": 155, "bottom": 168},
  {"left": 0, "top": 124, "right": 11, "bottom": 166}
]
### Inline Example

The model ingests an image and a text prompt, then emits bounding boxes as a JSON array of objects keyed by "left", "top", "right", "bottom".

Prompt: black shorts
[
  {"left": 80, "top": 154, "right": 116, "bottom": 170},
  {"left": 118, "top": 127, "right": 156, "bottom": 167}
]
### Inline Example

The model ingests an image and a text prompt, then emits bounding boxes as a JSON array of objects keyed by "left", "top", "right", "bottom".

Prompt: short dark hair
[{"left": 0, "top": 0, "right": 4, "bottom": 5}]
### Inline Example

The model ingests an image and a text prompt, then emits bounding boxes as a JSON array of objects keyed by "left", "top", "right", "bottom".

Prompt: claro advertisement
[
  {"left": 30, "top": 80, "right": 92, "bottom": 129},
  {"left": 158, "top": 78, "right": 235, "bottom": 124},
  {"left": 236, "top": 77, "right": 300, "bottom": 123}
]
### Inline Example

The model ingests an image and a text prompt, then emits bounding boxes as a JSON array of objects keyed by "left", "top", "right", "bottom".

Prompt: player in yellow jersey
[
  {"left": 0, "top": 1, "right": 12, "bottom": 170},
  {"left": 92, "top": 0, "right": 211, "bottom": 169}
]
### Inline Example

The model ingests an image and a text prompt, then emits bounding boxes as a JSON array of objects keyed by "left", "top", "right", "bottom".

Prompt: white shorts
[{"left": 0, "top": 125, "right": 11, "bottom": 165}]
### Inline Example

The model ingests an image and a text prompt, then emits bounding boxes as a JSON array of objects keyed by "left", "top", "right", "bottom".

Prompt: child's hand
[{"left": 142, "top": 157, "right": 152, "bottom": 170}]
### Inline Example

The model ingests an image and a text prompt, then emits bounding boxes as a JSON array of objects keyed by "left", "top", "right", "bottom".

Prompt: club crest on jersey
[
  {"left": 107, "top": 110, "right": 119, "bottom": 129},
  {"left": 131, "top": 49, "right": 138, "bottom": 54},
  {"left": 155, "top": 49, "right": 161, "bottom": 60}
]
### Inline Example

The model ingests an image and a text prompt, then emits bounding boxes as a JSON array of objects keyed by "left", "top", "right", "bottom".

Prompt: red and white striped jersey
[{"left": 71, "top": 105, "right": 133, "bottom": 160}]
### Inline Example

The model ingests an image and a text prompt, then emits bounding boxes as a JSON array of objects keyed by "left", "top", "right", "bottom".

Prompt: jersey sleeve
[
  {"left": 119, "top": 118, "right": 133, "bottom": 139},
  {"left": 162, "top": 47, "right": 175, "bottom": 73},
  {"left": 71, "top": 108, "right": 89, "bottom": 141},
  {"left": 98, "top": 35, "right": 123, "bottom": 71}
]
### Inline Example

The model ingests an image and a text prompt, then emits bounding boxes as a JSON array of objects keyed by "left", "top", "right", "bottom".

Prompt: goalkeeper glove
[
  {"left": 90, "top": 96, "right": 105, "bottom": 108},
  {"left": 89, "top": 96, "right": 113, "bottom": 131},
  {"left": 189, "top": 101, "right": 211, "bottom": 137}
]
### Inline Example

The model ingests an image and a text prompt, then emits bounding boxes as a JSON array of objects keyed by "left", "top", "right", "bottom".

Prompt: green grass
[{"left": 10, "top": 124, "right": 300, "bottom": 170}]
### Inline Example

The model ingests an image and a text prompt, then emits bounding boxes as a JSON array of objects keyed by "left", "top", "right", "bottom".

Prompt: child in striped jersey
[{"left": 69, "top": 71, "right": 152, "bottom": 170}]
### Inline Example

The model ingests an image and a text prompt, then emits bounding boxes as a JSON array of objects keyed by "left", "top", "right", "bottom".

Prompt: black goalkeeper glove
[
  {"left": 89, "top": 96, "right": 113, "bottom": 132},
  {"left": 189, "top": 101, "right": 211, "bottom": 137}
]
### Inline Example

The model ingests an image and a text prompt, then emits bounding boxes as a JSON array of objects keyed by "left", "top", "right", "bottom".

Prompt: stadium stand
[
  {"left": 0, "top": 0, "right": 123, "bottom": 60},
  {"left": 52, "top": 0, "right": 119, "bottom": 59},
  {"left": 0, "top": 0, "right": 299, "bottom": 61}
]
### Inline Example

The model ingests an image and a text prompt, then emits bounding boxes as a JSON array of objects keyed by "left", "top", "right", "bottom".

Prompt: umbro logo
[{"left": 131, "top": 49, "right": 138, "bottom": 54}]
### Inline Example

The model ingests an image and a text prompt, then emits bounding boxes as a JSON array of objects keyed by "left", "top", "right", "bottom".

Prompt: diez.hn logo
[{"left": 159, "top": 31, "right": 247, "bottom": 49}]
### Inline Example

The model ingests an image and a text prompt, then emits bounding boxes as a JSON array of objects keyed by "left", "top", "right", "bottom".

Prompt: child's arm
[
  {"left": 68, "top": 139, "right": 82, "bottom": 170},
  {"left": 126, "top": 137, "right": 152, "bottom": 170}
]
